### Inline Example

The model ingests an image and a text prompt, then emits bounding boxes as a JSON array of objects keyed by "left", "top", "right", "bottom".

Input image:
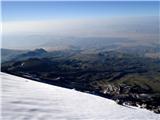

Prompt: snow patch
[{"left": 1, "top": 72, "right": 160, "bottom": 120}]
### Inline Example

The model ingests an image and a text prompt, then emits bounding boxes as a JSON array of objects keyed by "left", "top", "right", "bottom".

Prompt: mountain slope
[
  {"left": 1, "top": 49, "right": 27, "bottom": 63},
  {"left": 1, "top": 72, "right": 159, "bottom": 120}
]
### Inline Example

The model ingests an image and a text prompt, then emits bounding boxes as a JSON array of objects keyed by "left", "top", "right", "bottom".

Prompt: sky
[{"left": 2, "top": 1, "right": 159, "bottom": 49}]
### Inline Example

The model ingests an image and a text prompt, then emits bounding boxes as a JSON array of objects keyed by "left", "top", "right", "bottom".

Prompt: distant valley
[{"left": 1, "top": 40, "right": 160, "bottom": 113}]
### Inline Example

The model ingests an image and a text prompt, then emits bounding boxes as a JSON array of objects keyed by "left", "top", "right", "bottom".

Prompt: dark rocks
[{"left": 98, "top": 84, "right": 160, "bottom": 113}]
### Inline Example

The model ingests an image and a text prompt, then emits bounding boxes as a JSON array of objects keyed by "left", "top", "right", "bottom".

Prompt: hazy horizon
[{"left": 2, "top": 1, "right": 159, "bottom": 50}]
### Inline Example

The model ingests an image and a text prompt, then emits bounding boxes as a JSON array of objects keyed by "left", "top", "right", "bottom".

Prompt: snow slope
[{"left": 1, "top": 72, "right": 160, "bottom": 120}]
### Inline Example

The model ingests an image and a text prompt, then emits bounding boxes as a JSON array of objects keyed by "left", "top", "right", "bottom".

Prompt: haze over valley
[{"left": 1, "top": 1, "right": 160, "bottom": 119}]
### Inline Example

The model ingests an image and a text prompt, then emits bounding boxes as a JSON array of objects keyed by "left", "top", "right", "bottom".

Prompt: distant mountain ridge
[
  {"left": 1, "top": 39, "right": 159, "bottom": 63},
  {"left": 12, "top": 48, "right": 48, "bottom": 61}
]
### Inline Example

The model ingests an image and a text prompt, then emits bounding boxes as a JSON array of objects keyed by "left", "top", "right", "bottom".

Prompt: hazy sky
[{"left": 2, "top": 1, "right": 159, "bottom": 49}]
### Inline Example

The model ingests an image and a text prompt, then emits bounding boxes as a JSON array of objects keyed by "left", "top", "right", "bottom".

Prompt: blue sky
[
  {"left": 2, "top": 1, "right": 159, "bottom": 49},
  {"left": 2, "top": 1, "right": 159, "bottom": 21}
]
